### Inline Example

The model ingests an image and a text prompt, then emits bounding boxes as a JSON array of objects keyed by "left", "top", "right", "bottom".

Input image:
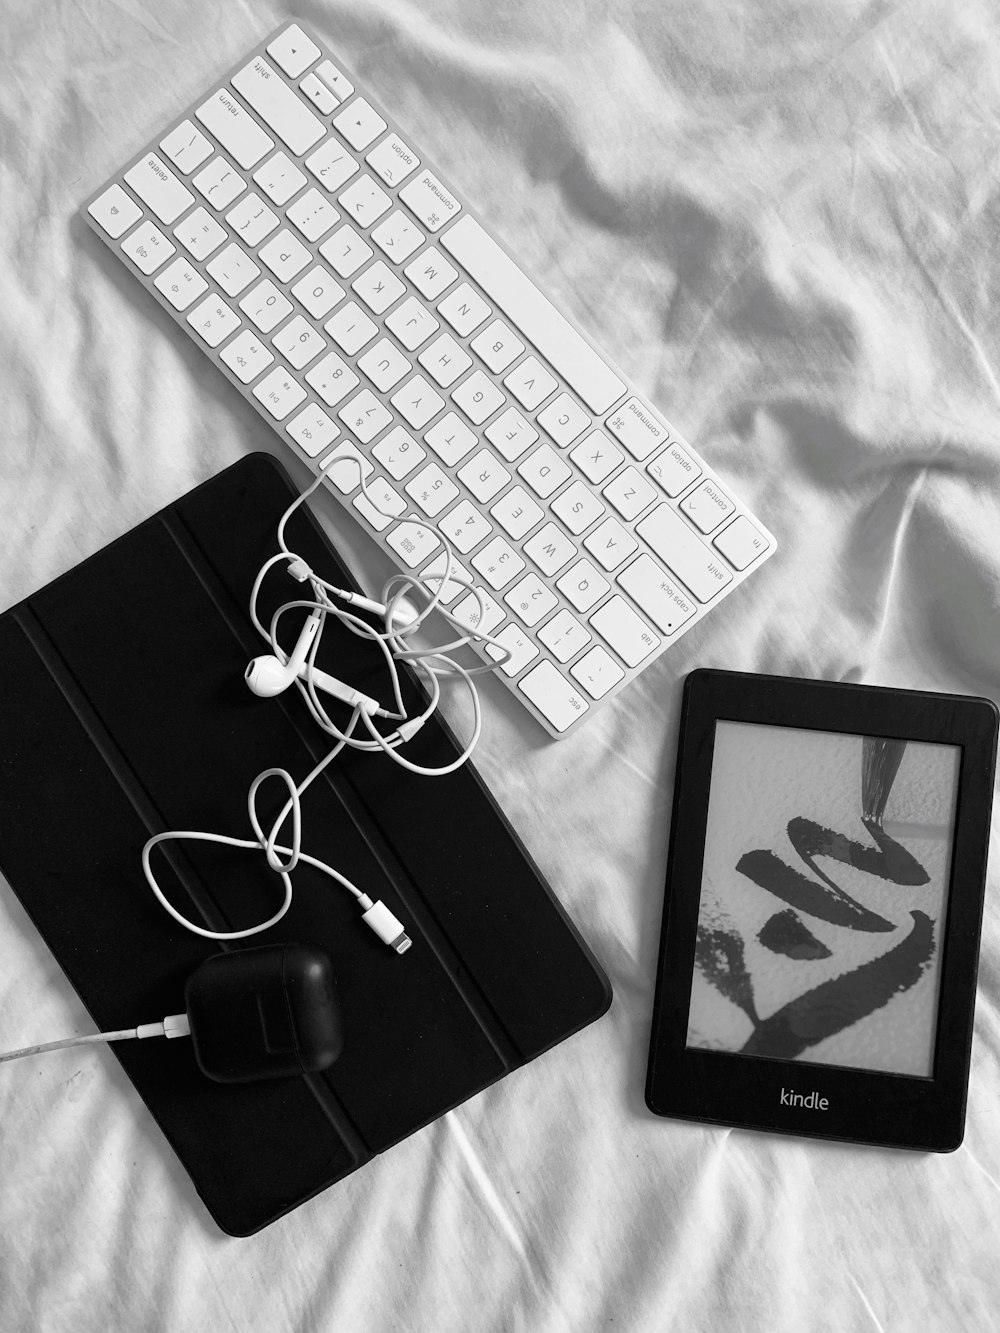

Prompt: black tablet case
[{"left": 0, "top": 453, "right": 611, "bottom": 1235}]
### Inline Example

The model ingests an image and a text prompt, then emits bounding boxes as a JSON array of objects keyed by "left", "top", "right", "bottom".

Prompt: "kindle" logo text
[{"left": 780, "top": 1088, "right": 829, "bottom": 1110}]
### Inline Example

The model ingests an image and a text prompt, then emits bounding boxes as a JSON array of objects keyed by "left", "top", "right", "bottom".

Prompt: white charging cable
[{"left": 0, "top": 1014, "right": 191, "bottom": 1065}]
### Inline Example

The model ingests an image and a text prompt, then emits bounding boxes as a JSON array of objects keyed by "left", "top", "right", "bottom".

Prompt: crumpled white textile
[{"left": 1, "top": 0, "right": 999, "bottom": 1329}]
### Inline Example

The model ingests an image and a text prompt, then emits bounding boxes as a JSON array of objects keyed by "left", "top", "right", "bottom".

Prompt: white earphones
[
  {"left": 143, "top": 459, "right": 513, "bottom": 950},
  {"left": 244, "top": 608, "right": 323, "bottom": 698}
]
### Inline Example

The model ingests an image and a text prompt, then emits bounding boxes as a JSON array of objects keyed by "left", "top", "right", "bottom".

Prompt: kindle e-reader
[{"left": 646, "top": 669, "right": 997, "bottom": 1151}]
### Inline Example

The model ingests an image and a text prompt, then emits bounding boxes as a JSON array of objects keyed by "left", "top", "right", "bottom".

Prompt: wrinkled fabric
[{"left": 1, "top": 0, "right": 999, "bottom": 1329}]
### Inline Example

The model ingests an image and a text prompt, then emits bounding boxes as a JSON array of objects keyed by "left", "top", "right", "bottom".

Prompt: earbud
[{"left": 245, "top": 610, "right": 322, "bottom": 698}]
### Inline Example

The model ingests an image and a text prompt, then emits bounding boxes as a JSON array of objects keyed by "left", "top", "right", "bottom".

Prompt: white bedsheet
[{"left": 2, "top": 0, "right": 999, "bottom": 1328}]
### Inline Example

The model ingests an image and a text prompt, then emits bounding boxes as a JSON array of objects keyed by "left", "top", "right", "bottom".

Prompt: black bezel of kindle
[{"left": 645, "top": 669, "right": 998, "bottom": 1152}]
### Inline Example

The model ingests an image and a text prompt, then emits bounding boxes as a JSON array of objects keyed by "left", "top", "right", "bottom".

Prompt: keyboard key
[
  {"left": 252, "top": 366, "right": 307, "bottom": 420},
  {"left": 320, "top": 442, "right": 374, "bottom": 493},
  {"left": 324, "top": 300, "right": 378, "bottom": 354},
  {"left": 220, "top": 328, "right": 273, "bottom": 383},
  {"left": 504, "top": 573, "right": 556, "bottom": 627},
  {"left": 366, "top": 134, "right": 420, "bottom": 187},
  {"left": 442, "top": 216, "right": 626, "bottom": 414},
  {"left": 372, "top": 425, "right": 425, "bottom": 480},
  {"left": 232, "top": 57, "right": 326, "bottom": 156},
  {"left": 517, "top": 661, "right": 589, "bottom": 734},
  {"left": 646, "top": 440, "right": 701, "bottom": 497},
  {"left": 385, "top": 296, "right": 439, "bottom": 351},
  {"left": 386, "top": 517, "right": 441, "bottom": 568},
  {"left": 226, "top": 192, "right": 280, "bottom": 246},
  {"left": 405, "top": 462, "right": 458, "bottom": 517},
  {"left": 173, "top": 206, "right": 227, "bottom": 261},
  {"left": 518, "top": 443, "right": 571, "bottom": 499},
  {"left": 291, "top": 265, "right": 344, "bottom": 319},
  {"left": 404, "top": 246, "right": 458, "bottom": 301},
  {"left": 299, "top": 72, "right": 338, "bottom": 116},
  {"left": 570, "top": 646, "right": 625, "bottom": 701},
  {"left": 635, "top": 503, "right": 734, "bottom": 603},
  {"left": 123, "top": 153, "right": 194, "bottom": 225},
  {"left": 472, "top": 536, "right": 525, "bottom": 590},
  {"left": 451, "top": 587, "right": 505, "bottom": 635},
  {"left": 159, "top": 120, "right": 213, "bottom": 174},
  {"left": 192, "top": 156, "right": 246, "bottom": 210},
  {"left": 153, "top": 256, "right": 208, "bottom": 310},
  {"left": 272, "top": 315, "right": 327, "bottom": 370},
  {"left": 556, "top": 558, "right": 609, "bottom": 613},
  {"left": 584, "top": 517, "right": 637, "bottom": 572},
  {"left": 358, "top": 338, "right": 412, "bottom": 392},
  {"left": 423, "top": 412, "right": 477, "bottom": 466},
  {"left": 485, "top": 624, "right": 538, "bottom": 677},
  {"left": 485, "top": 407, "right": 537, "bottom": 462},
  {"left": 538, "top": 393, "right": 590, "bottom": 448},
  {"left": 537, "top": 609, "right": 590, "bottom": 663},
  {"left": 239, "top": 278, "right": 292, "bottom": 333},
  {"left": 399, "top": 169, "right": 460, "bottom": 232},
  {"left": 712, "top": 515, "right": 770, "bottom": 570},
  {"left": 602, "top": 465, "right": 657, "bottom": 522},
  {"left": 196, "top": 89, "right": 274, "bottom": 169},
  {"left": 589, "top": 595, "right": 659, "bottom": 668},
  {"left": 391, "top": 375, "right": 445, "bottom": 430},
  {"left": 437, "top": 282, "right": 490, "bottom": 336},
  {"left": 339, "top": 388, "right": 393, "bottom": 443},
  {"left": 267, "top": 23, "right": 321, "bottom": 79},
  {"left": 438, "top": 499, "right": 492, "bottom": 553},
  {"left": 186, "top": 294, "right": 240, "bottom": 347},
  {"left": 353, "top": 478, "right": 406, "bottom": 531},
  {"left": 319, "top": 224, "right": 371, "bottom": 277},
  {"left": 419, "top": 552, "right": 471, "bottom": 604},
  {"left": 504, "top": 355, "right": 557, "bottom": 412},
  {"left": 451, "top": 369, "right": 505, "bottom": 425},
  {"left": 286, "top": 402, "right": 340, "bottom": 457},
  {"left": 206, "top": 242, "right": 260, "bottom": 296},
  {"left": 551, "top": 480, "right": 605, "bottom": 536},
  {"left": 304, "top": 351, "right": 359, "bottom": 406},
  {"left": 258, "top": 228, "right": 311, "bottom": 282},
  {"left": 352, "top": 260, "right": 406, "bottom": 315},
  {"left": 679, "top": 478, "right": 735, "bottom": 534},
  {"left": 315, "top": 60, "right": 354, "bottom": 103},
  {"left": 617, "top": 554, "right": 697, "bottom": 634},
  {"left": 121, "top": 220, "right": 175, "bottom": 274},
  {"left": 523, "top": 521, "right": 576, "bottom": 576},
  {"left": 371, "top": 210, "right": 424, "bottom": 263},
  {"left": 419, "top": 333, "right": 471, "bottom": 388},
  {"left": 88, "top": 183, "right": 142, "bottom": 238},
  {"left": 605, "top": 396, "right": 668, "bottom": 461},
  {"left": 339, "top": 173, "right": 393, "bottom": 229},
  {"left": 490, "top": 486, "right": 543, "bottom": 542},
  {"left": 458, "top": 449, "right": 510, "bottom": 503},
  {"left": 305, "top": 139, "right": 359, "bottom": 193},
  {"left": 334, "top": 98, "right": 388, "bottom": 151},
  {"left": 471, "top": 319, "right": 524, "bottom": 374},
  {"left": 570, "top": 429, "right": 623, "bottom": 485},
  {"left": 253, "top": 151, "right": 307, "bottom": 207}
]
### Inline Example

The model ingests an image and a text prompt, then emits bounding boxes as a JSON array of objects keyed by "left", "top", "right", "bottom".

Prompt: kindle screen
[{"left": 685, "top": 722, "right": 961, "bottom": 1078}]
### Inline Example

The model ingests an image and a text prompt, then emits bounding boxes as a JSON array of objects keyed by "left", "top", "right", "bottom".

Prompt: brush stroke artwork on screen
[{"left": 685, "top": 723, "right": 961, "bottom": 1077}]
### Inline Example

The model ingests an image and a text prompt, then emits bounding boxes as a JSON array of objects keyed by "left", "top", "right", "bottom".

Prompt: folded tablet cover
[{"left": 0, "top": 453, "right": 611, "bottom": 1235}]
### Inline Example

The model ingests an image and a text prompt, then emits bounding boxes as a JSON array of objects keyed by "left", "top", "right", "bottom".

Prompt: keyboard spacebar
[{"left": 440, "top": 216, "right": 627, "bottom": 416}]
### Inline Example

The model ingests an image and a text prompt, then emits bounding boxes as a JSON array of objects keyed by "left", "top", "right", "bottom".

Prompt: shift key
[
  {"left": 231, "top": 57, "right": 326, "bottom": 157},
  {"left": 635, "top": 503, "right": 733, "bottom": 603}
]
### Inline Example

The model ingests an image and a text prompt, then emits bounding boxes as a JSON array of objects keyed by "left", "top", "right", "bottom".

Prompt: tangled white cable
[{"left": 141, "top": 457, "right": 511, "bottom": 948}]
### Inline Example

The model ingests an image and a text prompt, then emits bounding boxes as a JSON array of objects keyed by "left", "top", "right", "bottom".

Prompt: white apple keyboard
[{"left": 84, "top": 20, "right": 776, "bottom": 739}]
